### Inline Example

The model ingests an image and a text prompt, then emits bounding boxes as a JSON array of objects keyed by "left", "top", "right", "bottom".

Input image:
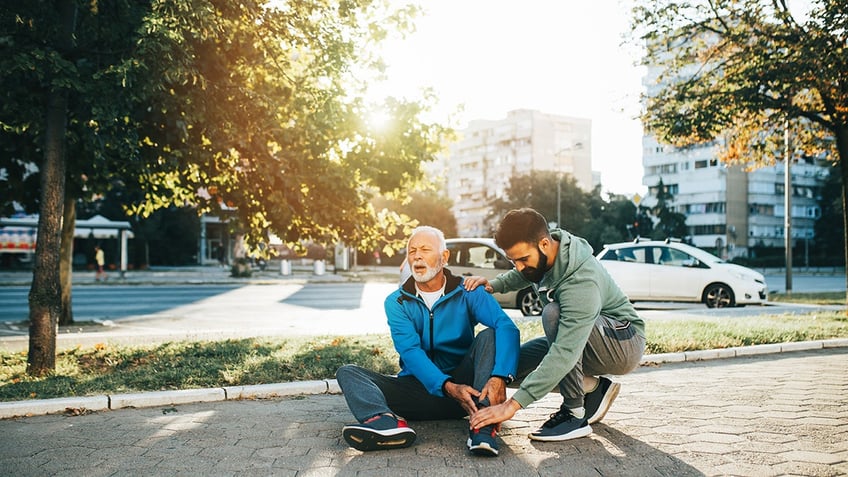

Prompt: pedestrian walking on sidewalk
[
  {"left": 94, "top": 245, "right": 107, "bottom": 281},
  {"left": 336, "top": 226, "right": 520, "bottom": 456},
  {"left": 466, "top": 208, "right": 646, "bottom": 442}
]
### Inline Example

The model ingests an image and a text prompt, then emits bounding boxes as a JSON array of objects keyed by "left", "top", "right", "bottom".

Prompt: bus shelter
[{"left": 0, "top": 214, "right": 133, "bottom": 275}]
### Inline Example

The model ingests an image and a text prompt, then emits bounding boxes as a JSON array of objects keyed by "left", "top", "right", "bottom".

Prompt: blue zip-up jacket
[{"left": 385, "top": 268, "right": 520, "bottom": 397}]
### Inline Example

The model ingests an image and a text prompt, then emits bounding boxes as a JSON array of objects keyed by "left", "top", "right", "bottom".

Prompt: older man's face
[{"left": 406, "top": 231, "right": 448, "bottom": 284}]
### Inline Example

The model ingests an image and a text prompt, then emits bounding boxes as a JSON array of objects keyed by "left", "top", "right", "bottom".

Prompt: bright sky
[{"left": 372, "top": 0, "right": 647, "bottom": 195}]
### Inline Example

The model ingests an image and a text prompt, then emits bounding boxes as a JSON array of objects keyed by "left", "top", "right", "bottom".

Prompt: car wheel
[
  {"left": 518, "top": 289, "right": 542, "bottom": 316},
  {"left": 703, "top": 283, "right": 735, "bottom": 308}
]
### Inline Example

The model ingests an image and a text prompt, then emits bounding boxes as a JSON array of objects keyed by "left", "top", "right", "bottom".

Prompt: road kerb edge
[
  {"left": 224, "top": 380, "right": 328, "bottom": 400},
  {"left": 0, "top": 395, "right": 109, "bottom": 419},
  {"left": 110, "top": 387, "right": 225, "bottom": 409}
]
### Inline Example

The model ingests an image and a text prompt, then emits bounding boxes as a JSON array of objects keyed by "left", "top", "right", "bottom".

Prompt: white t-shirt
[{"left": 416, "top": 279, "right": 446, "bottom": 310}]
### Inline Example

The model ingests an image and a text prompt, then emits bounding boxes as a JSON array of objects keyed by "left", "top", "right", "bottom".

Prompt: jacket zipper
[{"left": 428, "top": 310, "right": 434, "bottom": 359}]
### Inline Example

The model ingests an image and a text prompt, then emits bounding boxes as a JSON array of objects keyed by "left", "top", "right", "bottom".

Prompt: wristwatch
[{"left": 493, "top": 374, "right": 514, "bottom": 385}]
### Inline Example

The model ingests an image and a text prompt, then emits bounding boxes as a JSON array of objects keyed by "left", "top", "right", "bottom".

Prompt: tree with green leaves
[
  {"left": 632, "top": 0, "right": 848, "bottom": 291},
  {"left": 1, "top": 0, "right": 448, "bottom": 375},
  {"left": 487, "top": 171, "right": 590, "bottom": 235},
  {"left": 650, "top": 178, "right": 688, "bottom": 240},
  {"left": 486, "top": 171, "right": 639, "bottom": 252},
  {"left": 583, "top": 188, "right": 639, "bottom": 250},
  {"left": 374, "top": 189, "right": 458, "bottom": 238},
  {"left": 813, "top": 166, "right": 845, "bottom": 264}
]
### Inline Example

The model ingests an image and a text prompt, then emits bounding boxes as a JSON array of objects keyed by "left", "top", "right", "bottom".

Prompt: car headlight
[{"left": 729, "top": 270, "right": 755, "bottom": 281}]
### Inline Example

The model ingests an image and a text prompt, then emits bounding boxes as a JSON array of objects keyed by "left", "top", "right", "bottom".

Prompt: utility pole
[{"left": 784, "top": 119, "right": 793, "bottom": 293}]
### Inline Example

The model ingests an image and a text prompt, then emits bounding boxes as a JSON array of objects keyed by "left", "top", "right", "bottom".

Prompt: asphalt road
[{"left": 0, "top": 285, "right": 243, "bottom": 322}]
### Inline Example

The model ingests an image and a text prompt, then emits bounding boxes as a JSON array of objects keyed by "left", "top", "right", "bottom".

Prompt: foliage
[
  {"left": 583, "top": 188, "right": 640, "bottom": 248},
  {"left": 488, "top": 171, "right": 589, "bottom": 231},
  {"left": 649, "top": 177, "right": 688, "bottom": 240},
  {"left": 487, "top": 171, "right": 636, "bottom": 252},
  {"left": 0, "top": 0, "right": 448, "bottom": 254},
  {"left": 814, "top": 164, "right": 845, "bottom": 262},
  {"left": 371, "top": 188, "right": 459, "bottom": 258},
  {"left": 0, "top": 0, "right": 449, "bottom": 373},
  {"left": 631, "top": 0, "right": 848, "bottom": 275},
  {"left": 78, "top": 190, "right": 201, "bottom": 266}
]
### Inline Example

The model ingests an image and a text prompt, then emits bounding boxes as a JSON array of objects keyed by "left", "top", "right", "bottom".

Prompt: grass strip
[{"left": 1, "top": 310, "right": 846, "bottom": 402}]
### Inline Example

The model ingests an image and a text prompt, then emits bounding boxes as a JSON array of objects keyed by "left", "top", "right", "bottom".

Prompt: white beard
[{"left": 412, "top": 262, "right": 440, "bottom": 283}]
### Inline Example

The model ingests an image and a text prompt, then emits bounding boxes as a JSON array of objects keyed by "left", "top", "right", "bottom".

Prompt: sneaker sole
[
  {"left": 466, "top": 438, "right": 499, "bottom": 457},
  {"left": 342, "top": 426, "right": 416, "bottom": 452},
  {"left": 588, "top": 381, "right": 621, "bottom": 425},
  {"left": 529, "top": 423, "right": 593, "bottom": 442}
]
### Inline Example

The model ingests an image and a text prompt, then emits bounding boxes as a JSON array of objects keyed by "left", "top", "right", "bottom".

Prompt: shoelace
[
  {"left": 473, "top": 425, "right": 497, "bottom": 437},
  {"left": 363, "top": 413, "right": 407, "bottom": 429},
  {"left": 543, "top": 410, "right": 575, "bottom": 428}
]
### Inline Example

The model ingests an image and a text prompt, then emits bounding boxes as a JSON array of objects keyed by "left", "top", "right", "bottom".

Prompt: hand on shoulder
[{"left": 462, "top": 276, "right": 493, "bottom": 293}]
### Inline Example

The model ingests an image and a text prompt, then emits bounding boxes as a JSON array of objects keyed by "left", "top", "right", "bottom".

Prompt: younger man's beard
[{"left": 521, "top": 245, "right": 549, "bottom": 283}]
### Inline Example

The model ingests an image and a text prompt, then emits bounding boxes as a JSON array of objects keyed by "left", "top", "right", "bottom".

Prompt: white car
[
  {"left": 596, "top": 239, "right": 767, "bottom": 308},
  {"left": 400, "top": 238, "right": 542, "bottom": 315}
]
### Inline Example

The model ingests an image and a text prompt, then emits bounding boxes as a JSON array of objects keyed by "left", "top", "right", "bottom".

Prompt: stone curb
[
  {"left": 0, "top": 379, "right": 341, "bottom": 420},
  {"left": 2, "top": 338, "right": 847, "bottom": 420}
]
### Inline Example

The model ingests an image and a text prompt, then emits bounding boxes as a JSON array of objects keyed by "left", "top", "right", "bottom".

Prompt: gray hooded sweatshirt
[{"left": 489, "top": 229, "right": 645, "bottom": 408}]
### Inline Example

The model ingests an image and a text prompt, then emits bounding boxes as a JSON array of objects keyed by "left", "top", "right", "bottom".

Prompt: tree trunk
[
  {"left": 27, "top": 0, "right": 76, "bottom": 376},
  {"left": 28, "top": 92, "right": 69, "bottom": 376},
  {"left": 59, "top": 197, "right": 76, "bottom": 325}
]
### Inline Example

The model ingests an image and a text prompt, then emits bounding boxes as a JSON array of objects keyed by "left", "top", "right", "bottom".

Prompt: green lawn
[
  {"left": 1, "top": 302, "right": 846, "bottom": 402},
  {"left": 769, "top": 290, "right": 846, "bottom": 305}
]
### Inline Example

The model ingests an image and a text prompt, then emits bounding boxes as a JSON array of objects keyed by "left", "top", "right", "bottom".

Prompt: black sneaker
[
  {"left": 467, "top": 425, "right": 499, "bottom": 457},
  {"left": 584, "top": 376, "right": 620, "bottom": 424},
  {"left": 342, "top": 414, "right": 416, "bottom": 451},
  {"left": 529, "top": 408, "right": 592, "bottom": 441}
]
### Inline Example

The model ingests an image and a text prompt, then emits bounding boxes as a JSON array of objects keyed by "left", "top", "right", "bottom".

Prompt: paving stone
[{"left": 0, "top": 348, "right": 846, "bottom": 476}]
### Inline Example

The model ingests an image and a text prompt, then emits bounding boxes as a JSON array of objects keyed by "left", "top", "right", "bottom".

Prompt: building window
[
  {"left": 690, "top": 224, "right": 727, "bottom": 235},
  {"left": 694, "top": 160, "right": 708, "bottom": 169},
  {"left": 749, "top": 204, "right": 774, "bottom": 215}
]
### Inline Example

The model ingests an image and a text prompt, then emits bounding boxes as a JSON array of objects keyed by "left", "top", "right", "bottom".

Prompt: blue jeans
[{"left": 336, "top": 328, "right": 498, "bottom": 422}]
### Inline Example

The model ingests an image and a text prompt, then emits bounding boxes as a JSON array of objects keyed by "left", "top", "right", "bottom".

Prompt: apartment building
[
  {"left": 641, "top": 45, "right": 829, "bottom": 259},
  {"left": 442, "top": 109, "right": 593, "bottom": 236},
  {"left": 642, "top": 136, "right": 828, "bottom": 259}
]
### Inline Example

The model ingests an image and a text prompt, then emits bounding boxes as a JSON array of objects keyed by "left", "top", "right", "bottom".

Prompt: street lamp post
[
  {"left": 553, "top": 142, "right": 583, "bottom": 228},
  {"left": 556, "top": 173, "right": 562, "bottom": 227}
]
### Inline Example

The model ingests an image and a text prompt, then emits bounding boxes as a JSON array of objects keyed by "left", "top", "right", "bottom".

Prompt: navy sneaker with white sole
[
  {"left": 467, "top": 425, "right": 499, "bottom": 456},
  {"left": 529, "top": 408, "right": 592, "bottom": 442},
  {"left": 584, "top": 376, "right": 621, "bottom": 424}
]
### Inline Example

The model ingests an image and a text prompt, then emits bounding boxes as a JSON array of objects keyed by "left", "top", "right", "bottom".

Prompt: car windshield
[{"left": 675, "top": 244, "right": 724, "bottom": 264}]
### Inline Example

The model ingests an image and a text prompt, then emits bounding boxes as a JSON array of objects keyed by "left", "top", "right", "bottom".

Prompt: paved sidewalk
[{"left": 1, "top": 348, "right": 846, "bottom": 476}]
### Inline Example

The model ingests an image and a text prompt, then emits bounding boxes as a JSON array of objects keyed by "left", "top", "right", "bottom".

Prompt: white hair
[{"left": 408, "top": 225, "right": 447, "bottom": 253}]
